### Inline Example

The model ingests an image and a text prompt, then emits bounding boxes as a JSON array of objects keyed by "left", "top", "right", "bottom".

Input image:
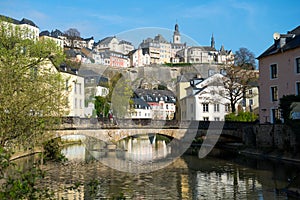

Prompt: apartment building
[{"left": 257, "top": 26, "right": 300, "bottom": 123}]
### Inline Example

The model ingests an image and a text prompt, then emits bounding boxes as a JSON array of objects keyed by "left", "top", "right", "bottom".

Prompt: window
[
  {"left": 74, "top": 98, "right": 77, "bottom": 109},
  {"left": 271, "top": 86, "right": 278, "bottom": 101},
  {"left": 225, "top": 104, "right": 230, "bottom": 112},
  {"left": 249, "top": 99, "right": 253, "bottom": 105},
  {"left": 270, "top": 64, "right": 278, "bottom": 79},
  {"left": 74, "top": 82, "right": 77, "bottom": 94},
  {"left": 203, "top": 117, "right": 209, "bottom": 121},
  {"left": 203, "top": 103, "right": 209, "bottom": 112},
  {"left": 214, "top": 104, "right": 220, "bottom": 112},
  {"left": 296, "top": 58, "right": 300, "bottom": 73},
  {"left": 214, "top": 117, "right": 220, "bottom": 121},
  {"left": 79, "top": 83, "right": 82, "bottom": 94},
  {"left": 249, "top": 89, "right": 253, "bottom": 95},
  {"left": 296, "top": 82, "right": 300, "bottom": 95}
]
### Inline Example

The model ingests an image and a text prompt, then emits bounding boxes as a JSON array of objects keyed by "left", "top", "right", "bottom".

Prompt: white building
[
  {"left": 180, "top": 73, "right": 259, "bottom": 121},
  {"left": 94, "top": 36, "right": 134, "bottom": 55},
  {"left": 129, "top": 98, "right": 152, "bottom": 119},
  {"left": 128, "top": 48, "right": 151, "bottom": 67},
  {"left": 180, "top": 74, "right": 231, "bottom": 121},
  {"left": 135, "top": 89, "right": 176, "bottom": 120},
  {"left": 176, "top": 36, "right": 234, "bottom": 65},
  {"left": 0, "top": 15, "right": 39, "bottom": 41}
]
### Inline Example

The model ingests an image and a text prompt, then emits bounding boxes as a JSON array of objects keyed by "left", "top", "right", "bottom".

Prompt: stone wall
[{"left": 250, "top": 124, "right": 299, "bottom": 153}]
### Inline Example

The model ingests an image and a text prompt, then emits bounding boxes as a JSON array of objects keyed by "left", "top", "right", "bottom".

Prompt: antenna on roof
[{"left": 273, "top": 32, "right": 280, "bottom": 40}]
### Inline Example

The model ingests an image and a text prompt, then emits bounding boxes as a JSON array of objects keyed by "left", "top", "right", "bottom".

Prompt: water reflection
[
  {"left": 10, "top": 138, "right": 300, "bottom": 199},
  {"left": 84, "top": 134, "right": 174, "bottom": 173}
]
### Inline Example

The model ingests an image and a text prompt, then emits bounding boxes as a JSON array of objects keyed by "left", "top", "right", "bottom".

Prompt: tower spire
[{"left": 211, "top": 33, "right": 215, "bottom": 49}]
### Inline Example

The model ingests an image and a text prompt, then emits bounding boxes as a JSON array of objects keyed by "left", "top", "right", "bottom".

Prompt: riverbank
[
  {"left": 186, "top": 143, "right": 300, "bottom": 164},
  {"left": 238, "top": 147, "right": 300, "bottom": 164},
  {"left": 10, "top": 147, "right": 43, "bottom": 161}
]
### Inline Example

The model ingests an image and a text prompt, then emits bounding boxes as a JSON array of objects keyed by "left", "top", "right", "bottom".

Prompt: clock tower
[{"left": 173, "top": 23, "right": 181, "bottom": 44}]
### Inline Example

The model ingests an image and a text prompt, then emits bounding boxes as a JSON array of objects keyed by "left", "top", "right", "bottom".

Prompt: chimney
[{"left": 273, "top": 32, "right": 295, "bottom": 49}]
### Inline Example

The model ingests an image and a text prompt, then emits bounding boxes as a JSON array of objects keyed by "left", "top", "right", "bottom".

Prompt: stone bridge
[{"left": 51, "top": 119, "right": 255, "bottom": 144}]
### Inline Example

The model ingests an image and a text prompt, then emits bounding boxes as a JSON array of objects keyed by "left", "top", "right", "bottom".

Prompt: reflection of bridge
[{"left": 52, "top": 119, "right": 255, "bottom": 144}]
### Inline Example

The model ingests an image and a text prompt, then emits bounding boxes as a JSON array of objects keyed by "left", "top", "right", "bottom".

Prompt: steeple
[
  {"left": 173, "top": 22, "right": 181, "bottom": 44},
  {"left": 211, "top": 33, "right": 215, "bottom": 49}
]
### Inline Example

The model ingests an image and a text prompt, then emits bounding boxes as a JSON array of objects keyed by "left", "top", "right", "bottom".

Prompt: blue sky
[{"left": 0, "top": 0, "right": 299, "bottom": 57}]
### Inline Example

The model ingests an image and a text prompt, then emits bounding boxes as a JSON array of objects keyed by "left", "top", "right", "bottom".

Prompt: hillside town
[
  {"left": 1, "top": 7, "right": 300, "bottom": 199},
  {"left": 1, "top": 14, "right": 299, "bottom": 125}
]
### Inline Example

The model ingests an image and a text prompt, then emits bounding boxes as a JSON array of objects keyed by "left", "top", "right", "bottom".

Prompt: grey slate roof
[
  {"left": 258, "top": 26, "right": 300, "bottom": 59},
  {"left": 132, "top": 98, "right": 151, "bottom": 109},
  {"left": 134, "top": 89, "right": 176, "bottom": 103},
  {"left": 97, "top": 36, "right": 115, "bottom": 45},
  {"left": 0, "top": 15, "right": 38, "bottom": 28}
]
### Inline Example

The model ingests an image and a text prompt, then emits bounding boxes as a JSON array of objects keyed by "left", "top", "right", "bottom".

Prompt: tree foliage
[
  {"left": 225, "top": 111, "right": 258, "bottom": 122},
  {"left": 94, "top": 96, "right": 110, "bottom": 118},
  {"left": 279, "top": 95, "right": 300, "bottom": 122},
  {"left": 0, "top": 20, "right": 67, "bottom": 148},
  {"left": 64, "top": 28, "right": 81, "bottom": 48},
  {"left": 94, "top": 73, "right": 133, "bottom": 119},
  {"left": 109, "top": 73, "right": 134, "bottom": 119},
  {"left": 234, "top": 47, "right": 256, "bottom": 70}
]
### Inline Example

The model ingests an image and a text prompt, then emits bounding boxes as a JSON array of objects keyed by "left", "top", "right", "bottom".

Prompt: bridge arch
[{"left": 53, "top": 128, "right": 188, "bottom": 143}]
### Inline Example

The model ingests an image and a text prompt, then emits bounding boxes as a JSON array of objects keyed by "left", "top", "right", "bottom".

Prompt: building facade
[
  {"left": 134, "top": 89, "right": 176, "bottom": 120},
  {"left": 257, "top": 26, "right": 300, "bottom": 123},
  {"left": 61, "top": 71, "right": 85, "bottom": 117},
  {"left": 180, "top": 74, "right": 231, "bottom": 121},
  {"left": 0, "top": 15, "right": 39, "bottom": 41}
]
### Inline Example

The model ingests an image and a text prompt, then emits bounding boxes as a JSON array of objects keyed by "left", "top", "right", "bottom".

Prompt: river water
[{"left": 11, "top": 135, "right": 300, "bottom": 199}]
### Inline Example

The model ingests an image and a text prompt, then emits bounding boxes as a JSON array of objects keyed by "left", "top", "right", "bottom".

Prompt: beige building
[
  {"left": 257, "top": 26, "right": 300, "bottom": 123},
  {"left": 176, "top": 37, "right": 234, "bottom": 65},
  {"left": 138, "top": 24, "right": 186, "bottom": 65},
  {"left": 61, "top": 71, "right": 85, "bottom": 117},
  {"left": 39, "top": 34, "right": 64, "bottom": 49}
]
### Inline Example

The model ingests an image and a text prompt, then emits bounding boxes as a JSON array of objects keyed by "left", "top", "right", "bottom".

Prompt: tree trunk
[{"left": 231, "top": 102, "right": 236, "bottom": 113}]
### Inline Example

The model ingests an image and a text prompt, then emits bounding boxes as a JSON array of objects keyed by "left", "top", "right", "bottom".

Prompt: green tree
[
  {"left": 279, "top": 95, "right": 300, "bottom": 122},
  {"left": 0, "top": 17, "right": 68, "bottom": 198},
  {"left": 225, "top": 111, "right": 258, "bottom": 122},
  {"left": 94, "top": 96, "right": 110, "bottom": 118},
  {"left": 0, "top": 19, "right": 67, "bottom": 149},
  {"left": 108, "top": 73, "right": 133, "bottom": 119}
]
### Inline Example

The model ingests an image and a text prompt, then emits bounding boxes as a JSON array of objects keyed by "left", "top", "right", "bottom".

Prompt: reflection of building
[{"left": 258, "top": 26, "right": 300, "bottom": 123}]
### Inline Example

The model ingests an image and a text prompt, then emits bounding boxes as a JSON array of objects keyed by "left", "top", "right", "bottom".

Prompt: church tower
[
  {"left": 173, "top": 23, "right": 181, "bottom": 44},
  {"left": 211, "top": 33, "right": 215, "bottom": 49}
]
